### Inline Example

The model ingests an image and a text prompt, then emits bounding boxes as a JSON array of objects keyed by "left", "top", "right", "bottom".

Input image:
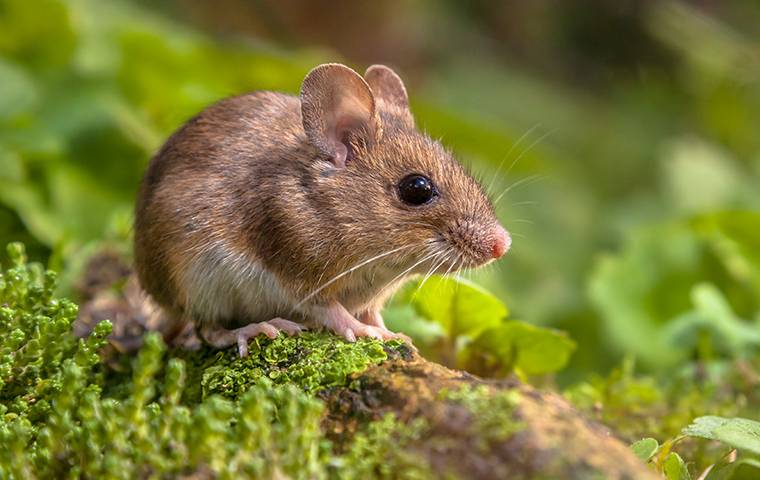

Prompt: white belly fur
[
  {"left": 181, "top": 242, "right": 414, "bottom": 327},
  {"left": 182, "top": 242, "right": 293, "bottom": 326}
]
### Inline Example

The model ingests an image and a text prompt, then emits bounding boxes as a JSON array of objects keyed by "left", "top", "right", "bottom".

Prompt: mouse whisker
[
  {"left": 409, "top": 250, "right": 450, "bottom": 301},
  {"left": 494, "top": 174, "right": 545, "bottom": 206},
  {"left": 294, "top": 244, "right": 417, "bottom": 308},
  {"left": 295, "top": 239, "right": 439, "bottom": 310},
  {"left": 418, "top": 248, "right": 453, "bottom": 291},
  {"left": 367, "top": 247, "right": 442, "bottom": 307},
  {"left": 442, "top": 251, "right": 460, "bottom": 279},
  {"left": 506, "top": 126, "right": 555, "bottom": 170},
  {"left": 486, "top": 122, "right": 542, "bottom": 194},
  {"left": 509, "top": 200, "right": 539, "bottom": 207},
  {"left": 491, "top": 127, "right": 555, "bottom": 198}
]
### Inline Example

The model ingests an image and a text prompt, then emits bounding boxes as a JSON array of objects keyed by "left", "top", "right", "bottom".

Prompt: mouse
[{"left": 133, "top": 63, "right": 511, "bottom": 356}]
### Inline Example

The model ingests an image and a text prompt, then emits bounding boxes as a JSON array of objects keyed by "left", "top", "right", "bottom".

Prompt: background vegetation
[{"left": 1, "top": 0, "right": 760, "bottom": 477}]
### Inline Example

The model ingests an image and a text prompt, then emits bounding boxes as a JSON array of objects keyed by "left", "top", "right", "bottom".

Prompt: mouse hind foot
[{"left": 200, "top": 318, "right": 306, "bottom": 357}]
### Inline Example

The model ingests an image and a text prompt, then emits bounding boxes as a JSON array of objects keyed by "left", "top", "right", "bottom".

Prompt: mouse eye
[{"left": 398, "top": 174, "right": 437, "bottom": 206}]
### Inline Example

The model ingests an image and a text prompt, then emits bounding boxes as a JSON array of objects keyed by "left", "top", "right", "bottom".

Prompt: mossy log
[
  {"left": 319, "top": 346, "right": 655, "bottom": 480},
  {"left": 75, "top": 253, "right": 655, "bottom": 479}
]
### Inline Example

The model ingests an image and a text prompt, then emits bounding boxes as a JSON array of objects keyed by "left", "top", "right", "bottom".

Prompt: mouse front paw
[
  {"left": 316, "top": 303, "right": 409, "bottom": 343},
  {"left": 358, "top": 309, "right": 387, "bottom": 329}
]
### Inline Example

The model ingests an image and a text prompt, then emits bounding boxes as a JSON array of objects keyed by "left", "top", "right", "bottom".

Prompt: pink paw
[
  {"left": 338, "top": 323, "right": 396, "bottom": 343},
  {"left": 316, "top": 303, "right": 414, "bottom": 346}
]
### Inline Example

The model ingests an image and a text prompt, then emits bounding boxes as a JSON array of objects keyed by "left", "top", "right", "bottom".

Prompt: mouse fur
[{"left": 134, "top": 63, "right": 510, "bottom": 355}]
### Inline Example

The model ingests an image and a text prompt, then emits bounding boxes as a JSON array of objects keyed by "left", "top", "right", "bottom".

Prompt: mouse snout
[
  {"left": 444, "top": 219, "right": 511, "bottom": 267},
  {"left": 489, "top": 225, "right": 511, "bottom": 259}
]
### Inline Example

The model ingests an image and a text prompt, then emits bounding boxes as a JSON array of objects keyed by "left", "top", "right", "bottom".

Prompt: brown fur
[{"left": 134, "top": 63, "right": 506, "bottom": 336}]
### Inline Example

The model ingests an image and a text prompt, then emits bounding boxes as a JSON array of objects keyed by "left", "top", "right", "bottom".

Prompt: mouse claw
[
  {"left": 364, "top": 326, "right": 385, "bottom": 340},
  {"left": 267, "top": 317, "right": 307, "bottom": 335},
  {"left": 317, "top": 303, "right": 417, "bottom": 346},
  {"left": 393, "top": 331, "right": 415, "bottom": 347},
  {"left": 342, "top": 329, "right": 357, "bottom": 342},
  {"left": 237, "top": 336, "right": 250, "bottom": 357}
]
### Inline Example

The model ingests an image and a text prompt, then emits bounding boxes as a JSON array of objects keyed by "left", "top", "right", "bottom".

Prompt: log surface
[{"left": 322, "top": 347, "right": 655, "bottom": 480}]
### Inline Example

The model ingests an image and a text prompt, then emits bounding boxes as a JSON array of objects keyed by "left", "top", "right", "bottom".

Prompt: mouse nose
[{"left": 490, "top": 225, "right": 511, "bottom": 259}]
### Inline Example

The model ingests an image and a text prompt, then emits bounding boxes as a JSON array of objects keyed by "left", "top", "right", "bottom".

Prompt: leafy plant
[
  {"left": 631, "top": 437, "right": 660, "bottom": 462},
  {"left": 629, "top": 416, "right": 760, "bottom": 480},
  {"left": 0, "top": 243, "right": 326, "bottom": 477},
  {"left": 387, "top": 275, "right": 575, "bottom": 379},
  {"left": 631, "top": 438, "right": 691, "bottom": 480},
  {"left": 683, "top": 416, "right": 760, "bottom": 457},
  {"left": 589, "top": 212, "right": 760, "bottom": 371},
  {"left": 462, "top": 320, "right": 575, "bottom": 377}
]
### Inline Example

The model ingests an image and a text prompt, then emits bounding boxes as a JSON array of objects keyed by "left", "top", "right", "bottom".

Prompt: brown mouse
[{"left": 134, "top": 63, "right": 511, "bottom": 356}]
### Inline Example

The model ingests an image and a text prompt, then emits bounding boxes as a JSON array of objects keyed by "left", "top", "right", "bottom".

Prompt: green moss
[
  {"left": 0, "top": 243, "right": 428, "bottom": 479},
  {"left": 439, "top": 385, "right": 523, "bottom": 447},
  {"left": 336, "top": 414, "right": 432, "bottom": 480},
  {"left": 333, "top": 385, "right": 523, "bottom": 479},
  {"left": 186, "top": 332, "right": 401, "bottom": 401}
]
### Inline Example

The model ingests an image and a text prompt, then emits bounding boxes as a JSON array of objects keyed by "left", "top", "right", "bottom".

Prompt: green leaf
[
  {"left": 693, "top": 211, "right": 760, "bottom": 293},
  {"left": 589, "top": 215, "right": 760, "bottom": 370},
  {"left": 705, "top": 458, "right": 760, "bottom": 480},
  {"left": 663, "top": 452, "right": 691, "bottom": 480},
  {"left": 382, "top": 304, "right": 445, "bottom": 346},
  {"left": 588, "top": 224, "right": 701, "bottom": 369},
  {"left": 408, "top": 275, "right": 508, "bottom": 339},
  {"left": 663, "top": 283, "right": 760, "bottom": 357},
  {"left": 631, "top": 437, "right": 659, "bottom": 462},
  {"left": 0, "top": 59, "right": 37, "bottom": 119},
  {"left": 0, "top": 0, "right": 77, "bottom": 69},
  {"left": 683, "top": 416, "right": 760, "bottom": 455},
  {"left": 462, "top": 320, "right": 575, "bottom": 376},
  {"left": 0, "top": 182, "right": 63, "bottom": 246}
]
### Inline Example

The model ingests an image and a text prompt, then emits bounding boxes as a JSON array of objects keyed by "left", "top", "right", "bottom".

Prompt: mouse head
[{"left": 300, "top": 63, "right": 510, "bottom": 276}]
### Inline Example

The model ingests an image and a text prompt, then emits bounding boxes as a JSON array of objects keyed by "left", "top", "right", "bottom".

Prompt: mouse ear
[
  {"left": 365, "top": 65, "right": 413, "bottom": 127},
  {"left": 301, "top": 63, "right": 378, "bottom": 168}
]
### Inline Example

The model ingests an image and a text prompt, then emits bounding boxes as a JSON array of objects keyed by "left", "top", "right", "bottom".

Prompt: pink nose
[{"left": 490, "top": 225, "right": 511, "bottom": 259}]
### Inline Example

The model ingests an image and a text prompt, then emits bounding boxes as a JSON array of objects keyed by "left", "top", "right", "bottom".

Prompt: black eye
[{"left": 398, "top": 174, "right": 437, "bottom": 206}]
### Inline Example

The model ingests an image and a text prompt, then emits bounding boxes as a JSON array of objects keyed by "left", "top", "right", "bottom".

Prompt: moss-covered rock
[{"left": 321, "top": 354, "right": 657, "bottom": 479}]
